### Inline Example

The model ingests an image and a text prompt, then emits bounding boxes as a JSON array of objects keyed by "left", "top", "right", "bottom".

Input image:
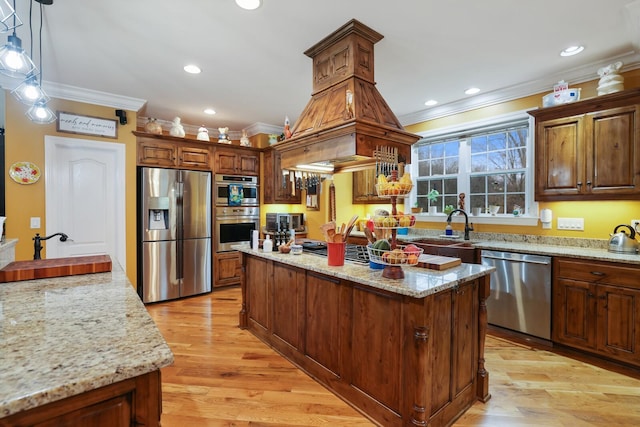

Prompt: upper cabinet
[
  {"left": 352, "top": 169, "right": 386, "bottom": 204},
  {"left": 529, "top": 88, "right": 640, "bottom": 201},
  {"left": 135, "top": 132, "right": 211, "bottom": 170},
  {"left": 263, "top": 148, "right": 301, "bottom": 204},
  {"left": 214, "top": 146, "right": 260, "bottom": 176}
]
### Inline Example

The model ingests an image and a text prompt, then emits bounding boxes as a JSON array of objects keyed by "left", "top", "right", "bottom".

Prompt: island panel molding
[{"left": 57, "top": 111, "right": 118, "bottom": 139}]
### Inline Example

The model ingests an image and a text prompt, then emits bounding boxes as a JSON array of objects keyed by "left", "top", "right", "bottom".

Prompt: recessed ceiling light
[
  {"left": 465, "top": 87, "right": 480, "bottom": 95},
  {"left": 183, "top": 64, "right": 201, "bottom": 74},
  {"left": 560, "top": 46, "right": 584, "bottom": 57},
  {"left": 236, "top": 0, "right": 262, "bottom": 10},
  {"left": 424, "top": 99, "right": 438, "bottom": 107},
  {"left": 204, "top": 108, "right": 216, "bottom": 115}
]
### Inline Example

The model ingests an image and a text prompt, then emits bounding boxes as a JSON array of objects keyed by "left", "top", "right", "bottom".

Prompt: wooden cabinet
[
  {"left": 0, "top": 371, "right": 162, "bottom": 427},
  {"left": 135, "top": 132, "right": 211, "bottom": 170},
  {"left": 530, "top": 88, "right": 640, "bottom": 201},
  {"left": 553, "top": 258, "right": 640, "bottom": 367},
  {"left": 240, "top": 253, "right": 490, "bottom": 427},
  {"left": 352, "top": 169, "right": 386, "bottom": 203},
  {"left": 262, "top": 148, "right": 301, "bottom": 204},
  {"left": 214, "top": 147, "right": 259, "bottom": 175},
  {"left": 214, "top": 251, "right": 242, "bottom": 288}
]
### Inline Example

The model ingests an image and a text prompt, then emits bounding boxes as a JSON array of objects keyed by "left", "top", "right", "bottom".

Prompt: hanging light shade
[
  {"left": 26, "top": 100, "right": 56, "bottom": 124},
  {"left": 0, "top": 33, "right": 36, "bottom": 78},
  {"left": 0, "top": 0, "right": 21, "bottom": 33},
  {"left": 12, "top": 73, "right": 49, "bottom": 105}
]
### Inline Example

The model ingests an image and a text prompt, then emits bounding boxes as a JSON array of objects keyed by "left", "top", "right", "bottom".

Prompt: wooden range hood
[{"left": 274, "top": 19, "right": 420, "bottom": 173}]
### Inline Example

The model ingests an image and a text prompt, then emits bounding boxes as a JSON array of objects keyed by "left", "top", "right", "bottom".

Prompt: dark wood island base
[{"left": 238, "top": 250, "right": 492, "bottom": 426}]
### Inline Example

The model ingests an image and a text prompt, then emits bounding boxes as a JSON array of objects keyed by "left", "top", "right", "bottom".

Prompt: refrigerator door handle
[{"left": 176, "top": 239, "right": 184, "bottom": 280}]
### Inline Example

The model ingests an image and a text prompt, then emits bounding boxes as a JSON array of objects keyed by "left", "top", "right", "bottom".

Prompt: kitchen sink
[
  {"left": 406, "top": 238, "right": 475, "bottom": 248},
  {"left": 400, "top": 238, "right": 477, "bottom": 263}
]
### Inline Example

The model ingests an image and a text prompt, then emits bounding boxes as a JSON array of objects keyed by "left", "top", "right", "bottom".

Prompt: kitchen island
[
  {"left": 0, "top": 262, "right": 174, "bottom": 426},
  {"left": 236, "top": 245, "right": 495, "bottom": 427}
]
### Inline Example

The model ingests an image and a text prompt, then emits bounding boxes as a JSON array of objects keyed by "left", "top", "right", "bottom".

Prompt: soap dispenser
[
  {"left": 445, "top": 221, "right": 453, "bottom": 236},
  {"left": 263, "top": 235, "right": 273, "bottom": 253}
]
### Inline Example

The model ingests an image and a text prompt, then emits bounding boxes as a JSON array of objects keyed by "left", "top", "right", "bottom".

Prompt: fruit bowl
[
  {"left": 367, "top": 244, "right": 423, "bottom": 266},
  {"left": 372, "top": 214, "right": 416, "bottom": 229},
  {"left": 375, "top": 182, "right": 413, "bottom": 197}
]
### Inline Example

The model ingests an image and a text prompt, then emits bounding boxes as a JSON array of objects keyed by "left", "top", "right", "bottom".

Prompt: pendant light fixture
[
  {"left": 0, "top": 0, "right": 21, "bottom": 33},
  {"left": 0, "top": 1, "right": 35, "bottom": 78},
  {"left": 23, "top": 0, "right": 54, "bottom": 123},
  {"left": 12, "top": 72, "right": 49, "bottom": 105},
  {"left": 26, "top": 100, "right": 55, "bottom": 123}
]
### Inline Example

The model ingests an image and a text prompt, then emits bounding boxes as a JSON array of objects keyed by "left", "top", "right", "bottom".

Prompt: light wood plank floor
[{"left": 146, "top": 287, "right": 640, "bottom": 427}]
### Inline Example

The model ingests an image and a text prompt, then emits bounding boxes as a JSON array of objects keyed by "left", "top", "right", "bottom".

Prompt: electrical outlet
[
  {"left": 631, "top": 219, "right": 640, "bottom": 230},
  {"left": 557, "top": 217, "right": 584, "bottom": 231},
  {"left": 30, "top": 217, "right": 40, "bottom": 229}
]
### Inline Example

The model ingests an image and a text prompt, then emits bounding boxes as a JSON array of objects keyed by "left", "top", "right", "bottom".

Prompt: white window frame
[{"left": 405, "top": 110, "right": 539, "bottom": 226}]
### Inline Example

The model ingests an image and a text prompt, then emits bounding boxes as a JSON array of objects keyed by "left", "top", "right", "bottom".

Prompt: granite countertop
[
  {"left": 234, "top": 244, "right": 494, "bottom": 299},
  {"left": 0, "top": 263, "right": 174, "bottom": 418},
  {"left": 388, "top": 229, "right": 640, "bottom": 266}
]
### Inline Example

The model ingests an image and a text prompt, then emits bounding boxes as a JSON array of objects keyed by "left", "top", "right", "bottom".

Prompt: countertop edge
[
  {"left": 234, "top": 245, "right": 494, "bottom": 298},
  {"left": 0, "top": 264, "right": 175, "bottom": 418}
]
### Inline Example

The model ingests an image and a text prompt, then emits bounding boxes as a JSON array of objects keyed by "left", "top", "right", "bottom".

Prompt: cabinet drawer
[{"left": 555, "top": 258, "right": 640, "bottom": 289}]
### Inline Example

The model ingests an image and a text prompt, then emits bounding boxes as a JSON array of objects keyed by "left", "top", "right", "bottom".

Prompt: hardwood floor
[{"left": 146, "top": 287, "right": 640, "bottom": 426}]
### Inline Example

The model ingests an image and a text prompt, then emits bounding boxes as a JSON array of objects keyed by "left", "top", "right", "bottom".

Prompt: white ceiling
[{"left": 4, "top": 0, "right": 640, "bottom": 132}]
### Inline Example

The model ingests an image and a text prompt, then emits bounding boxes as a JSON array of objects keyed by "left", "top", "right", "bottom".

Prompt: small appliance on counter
[
  {"left": 608, "top": 224, "right": 639, "bottom": 254},
  {"left": 265, "top": 213, "right": 306, "bottom": 233}
]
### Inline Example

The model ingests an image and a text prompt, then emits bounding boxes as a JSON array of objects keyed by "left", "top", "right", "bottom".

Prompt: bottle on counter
[
  {"left": 445, "top": 222, "right": 453, "bottom": 236},
  {"left": 263, "top": 235, "right": 273, "bottom": 253}
]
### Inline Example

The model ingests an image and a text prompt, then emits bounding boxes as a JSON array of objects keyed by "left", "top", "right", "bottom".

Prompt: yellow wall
[{"left": 4, "top": 94, "right": 138, "bottom": 284}]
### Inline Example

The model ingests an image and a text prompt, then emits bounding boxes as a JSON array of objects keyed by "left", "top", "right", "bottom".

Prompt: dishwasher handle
[{"left": 481, "top": 254, "right": 551, "bottom": 266}]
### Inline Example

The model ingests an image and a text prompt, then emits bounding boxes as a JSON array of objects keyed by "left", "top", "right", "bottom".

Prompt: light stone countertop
[
  {"left": 0, "top": 262, "right": 174, "bottom": 418},
  {"left": 388, "top": 229, "right": 640, "bottom": 266},
  {"left": 234, "top": 244, "right": 495, "bottom": 299}
]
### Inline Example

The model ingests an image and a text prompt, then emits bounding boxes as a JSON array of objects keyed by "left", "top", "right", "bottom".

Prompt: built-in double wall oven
[{"left": 214, "top": 174, "right": 259, "bottom": 252}]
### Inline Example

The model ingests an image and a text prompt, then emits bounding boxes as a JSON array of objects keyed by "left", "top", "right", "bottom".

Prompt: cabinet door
[
  {"left": 271, "top": 263, "right": 305, "bottom": 351},
  {"left": 552, "top": 277, "right": 597, "bottom": 350},
  {"left": 238, "top": 153, "right": 259, "bottom": 175},
  {"left": 178, "top": 146, "right": 211, "bottom": 170},
  {"left": 214, "top": 251, "right": 241, "bottom": 287},
  {"left": 245, "top": 256, "right": 272, "bottom": 331},
  {"left": 352, "top": 169, "right": 385, "bottom": 203},
  {"left": 596, "top": 284, "right": 640, "bottom": 364},
  {"left": 586, "top": 105, "right": 640, "bottom": 197},
  {"left": 138, "top": 141, "right": 177, "bottom": 167},
  {"left": 535, "top": 115, "right": 583, "bottom": 199},
  {"left": 214, "top": 149, "right": 239, "bottom": 174},
  {"left": 262, "top": 149, "right": 301, "bottom": 204}
]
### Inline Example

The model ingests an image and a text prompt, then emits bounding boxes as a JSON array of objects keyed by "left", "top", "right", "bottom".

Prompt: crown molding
[
  {"left": 43, "top": 81, "right": 147, "bottom": 111},
  {"left": 399, "top": 51, "right": 640, "bottom": 126}
]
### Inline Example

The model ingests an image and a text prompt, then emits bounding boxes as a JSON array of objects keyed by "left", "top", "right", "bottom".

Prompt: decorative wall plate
[{"left": 9, "top": 161, "right": 41, "bottom": 184}]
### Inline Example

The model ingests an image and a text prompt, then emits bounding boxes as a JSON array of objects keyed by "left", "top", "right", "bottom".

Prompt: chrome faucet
[
  {"left": 33, "top": 233, "right": 69, "bottom": 260},
  {"left": 446, "top": 209, "right": 474, "bottom": 240}
]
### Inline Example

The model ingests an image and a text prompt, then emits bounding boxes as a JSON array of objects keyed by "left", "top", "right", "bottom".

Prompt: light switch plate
[
  {"left": 557, "top": 217, "right": 584, "bottom": 231},
  {"left": 30, "top": 217, "right": 40, "bottom": 229}
]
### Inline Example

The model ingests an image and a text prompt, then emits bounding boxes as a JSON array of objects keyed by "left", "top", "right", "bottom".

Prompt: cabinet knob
[
  {"left": 590, "top": 271, "right": 605, "bottom": 276},
  {"left": 586, "top": 180, "right": 592, "bottom": 186},
  {"left": 577, "top": 182, "right": 582, "bottom": 187}
]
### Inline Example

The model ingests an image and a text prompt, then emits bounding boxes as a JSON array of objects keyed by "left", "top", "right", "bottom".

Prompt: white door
[{"left": 44, "top": 136, "right": 126, "bottom": 270}]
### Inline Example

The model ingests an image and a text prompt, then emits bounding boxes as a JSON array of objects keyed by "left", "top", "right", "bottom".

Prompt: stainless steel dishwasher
[{"left": 481, "top": 250, "right": 552, "bottom": 340}]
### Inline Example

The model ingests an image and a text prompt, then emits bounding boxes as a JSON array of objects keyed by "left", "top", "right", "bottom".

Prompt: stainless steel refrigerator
[{"left": 138, "top": 167, "right": 212, "bottom": 303}]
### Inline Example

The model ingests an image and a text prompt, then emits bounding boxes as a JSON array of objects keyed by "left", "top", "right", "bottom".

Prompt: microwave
[
  {"left": 266, "top": 213, "right": 305, "bottom": 232},
  {"left": 215, "top": 174, "right": 258, "bottom": 206}
]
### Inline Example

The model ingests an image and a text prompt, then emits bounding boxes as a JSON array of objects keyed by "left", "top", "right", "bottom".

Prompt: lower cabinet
[
  {"left": 0, "top": 371, "right": 162, "bottom": 427},
  {"left": 553, "top": 258, "right": 640, "bottom": 367},
  {"left": 240, "top": 254, "right": 490, "bottom": 427},
  {"left": 214, "top": 251, "right": 242, "bottom": 288}
]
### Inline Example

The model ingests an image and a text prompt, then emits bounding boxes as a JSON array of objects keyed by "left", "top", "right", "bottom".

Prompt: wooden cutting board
[
  {"left": 415, "top": 254, "right": 462, "bottom": 270},
  {"left": 0, "top": 255, "right": 112, "bottom": 283}
]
